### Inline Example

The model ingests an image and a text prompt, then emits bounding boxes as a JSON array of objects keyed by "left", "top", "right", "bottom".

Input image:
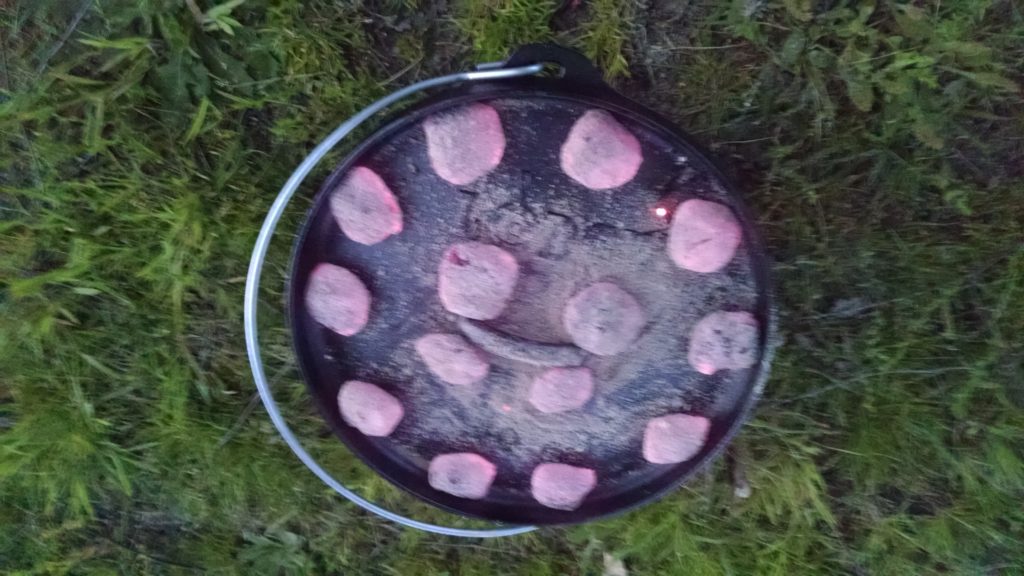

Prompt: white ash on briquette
[
  {"left": 428, "top": 452, "right": 497, "bottom": 500},
  {"left": 414, "top": 333, "right": 490, "bottom": 385},
  {"left": 688, "top": 311, "right": 760, "bottom": 375},
  {"left": 668, "top": 198, "right": 743, "bottom": 273},
  {"left": 437, "top": 241, "right": 519, "bottom": 320},
  {"left": 531, "top": 462, "right": 597, "bottom": 511},
  {"left": 562, "top": 281, "right": 647, "bottom": 356},
  {"left": 328, "top": 166, "right": 403, "bottom": 246},
  {"left": 424, "top": 103, "right": 505, "bottom": 186},
  {"left": 337, "top": 380, "right": 404, "bottom": 438},
  {"left": 304, "top": 263, "right": 370, "bottom": 337},
  {"left": 528, "top": 367, "right": 594, "bottom": 414},
  {"left": 560, "top": 109, "right": 643, "bottom": 190}
]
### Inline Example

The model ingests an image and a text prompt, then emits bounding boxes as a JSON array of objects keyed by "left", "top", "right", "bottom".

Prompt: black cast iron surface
[{"left": 286, "top": 45, "right": 775, "bottom": 526}]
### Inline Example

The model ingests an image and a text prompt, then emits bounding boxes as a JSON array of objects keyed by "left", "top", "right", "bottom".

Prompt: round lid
[{"left": 287, "top": 83, "right": 773, "bottom": 525}]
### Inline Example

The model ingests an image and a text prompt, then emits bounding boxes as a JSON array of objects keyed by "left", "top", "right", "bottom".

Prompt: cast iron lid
[{"left": 287, "top": 45, "right": 774, "bottom": 526}]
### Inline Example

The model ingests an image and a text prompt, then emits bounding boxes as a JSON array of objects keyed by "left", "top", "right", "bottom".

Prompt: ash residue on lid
[{"left": 297, "top": 95, "right": 764, "bottom": 503}]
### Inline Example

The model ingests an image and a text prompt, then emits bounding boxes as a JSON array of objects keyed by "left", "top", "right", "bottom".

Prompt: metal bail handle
[{"left": 243, "top": 61, "right": 545, "bottom": 538}]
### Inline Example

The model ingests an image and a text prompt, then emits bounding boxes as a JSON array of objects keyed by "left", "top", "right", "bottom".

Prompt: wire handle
[{"left": 243, "top": 62, "right": 544, "bottom": 538}]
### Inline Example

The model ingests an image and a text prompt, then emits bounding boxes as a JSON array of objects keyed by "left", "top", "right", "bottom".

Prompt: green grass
[{"left": 2, "top": 0, "right": 1023, "bottom": 573}]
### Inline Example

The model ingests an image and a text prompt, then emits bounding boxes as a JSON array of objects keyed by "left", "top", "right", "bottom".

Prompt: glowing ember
[
  {"left": 414, "top": 333, "right": 489, "bottom": 385},
  {"left": 654, "top": 206, "right": 668, "bottom": 218},
  {"left": 438, "top": 242, "right": 519, "bottom": 320},
  {"left": 304, "top": 263, "right": 370, "bottom": 336},
  {"left": 424, "top": 103, "right": 505, "bottom": 185},
  {"left": 337, "top": 380, "right": 404, "bottom": 437},
  {"left": 687, "top": 310, "right": 759, "bottom": 375},
  {"left": 329, "top": 166, "right": 402, "bottom": 246},
  {"left": 428, "top": 453, "right": 497, "bottom": 500},
  {"left": 642, "top": 413, "right": 710, "bottom": 464},
  {"left": 531, "top": 463, "right": 597, "bottom": 511}
]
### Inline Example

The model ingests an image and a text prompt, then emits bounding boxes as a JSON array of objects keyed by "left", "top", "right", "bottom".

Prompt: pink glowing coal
[
  {"left": 438, "top": 242, "right": 519, "bottom": 320},
  {"left": 642, "top": 413, "right": 710, "bottom": 465},
  {"left": 687, "top": 310, "right": 759, "bottom": 375},
  {"left": 668, "top": 199, "right": 742, "bottom": 274},
  {"left": 563, "top": 281, "right": 646, "bottom": 356},
  {"left": 560, "top": 109, "right": 642, "bottom": 190},
  {"left": 424, "top": 103, "right": 505, "bottom": 185},
  {"left": 304, "top": 263, "right": 370, "bottom": 336},
  {"left": 428, "top": 453, "right": 497, "bottom": 500},
  {"left": 337, "top": 380, "right": 404, "bottom": 437},
  {"left": 329, "top": 166, "right": 403, "bottom": 246},
  {"left": 531, "top": 463, "right": 597, "bottom": 511}
]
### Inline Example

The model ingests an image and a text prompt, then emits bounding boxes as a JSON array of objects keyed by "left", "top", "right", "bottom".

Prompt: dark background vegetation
[{"left": 1, "top": 0, "right": 1022, "bottom": 573}]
